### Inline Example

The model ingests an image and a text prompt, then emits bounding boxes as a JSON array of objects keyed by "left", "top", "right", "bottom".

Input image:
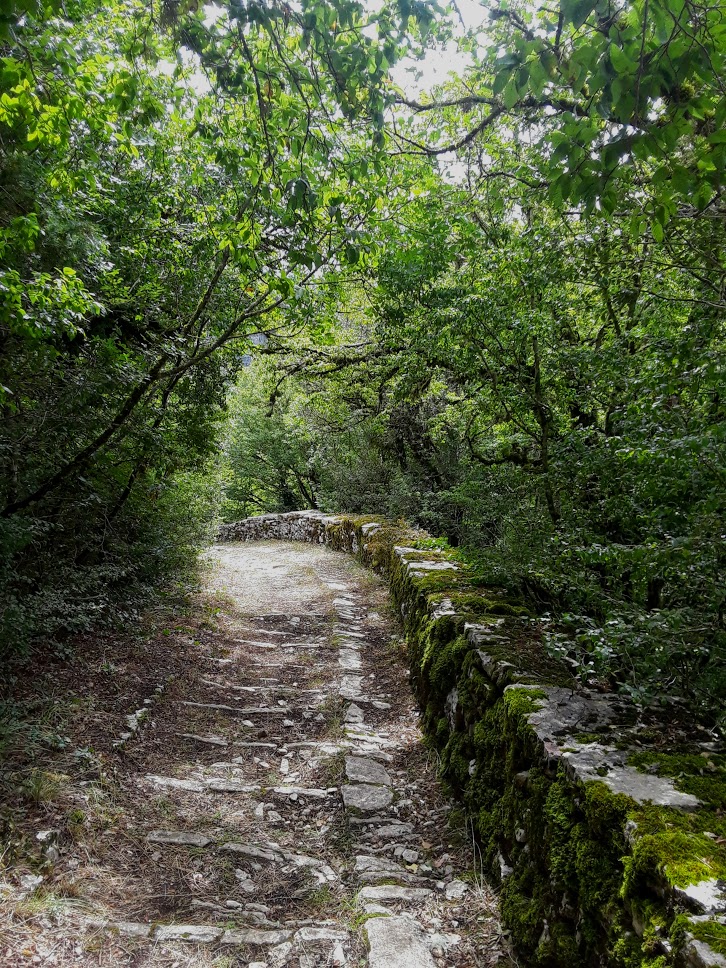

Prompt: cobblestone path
[{"left": 3, "top": 540, "right": 512, "bottom": 967}]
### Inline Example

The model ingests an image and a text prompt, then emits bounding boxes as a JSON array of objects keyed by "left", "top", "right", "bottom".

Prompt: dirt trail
[{"left": 1, "top": 541, "right": 512, "bottom": 967}]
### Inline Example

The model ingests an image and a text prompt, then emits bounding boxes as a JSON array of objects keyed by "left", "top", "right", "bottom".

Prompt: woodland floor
[{"left": 0, "top": 540, "right": 515, "bottom": 967}]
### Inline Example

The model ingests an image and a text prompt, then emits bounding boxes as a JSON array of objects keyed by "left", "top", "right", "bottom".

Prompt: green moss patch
[
  {"left": 503, "top": 687, "right": 547, "bottom": 717},
  {"left": 623, "top": 749, "right": 726, "bottom": 890},
  {"left": 625, "top": 803, "right": 726, "bottom": 889},
  {"left": 447, "top": 589, "right": 530, "bottom": 618},
  {"left": 687, "top": 918, "right": 726, "bottom": 957},
  {"left": 628, "top": 750, "right": 726, "bottom": 809}
]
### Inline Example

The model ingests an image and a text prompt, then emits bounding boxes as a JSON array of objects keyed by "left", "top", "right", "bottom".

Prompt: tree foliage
[
  {"left": 0, "top": 0, "right": 419, "bottom": 651},
  {"left": 2, "top": 0, "right": 724, "bottom": 726},
  {"left": 222, "top": 0, "right": 725, "bottom": 724}
]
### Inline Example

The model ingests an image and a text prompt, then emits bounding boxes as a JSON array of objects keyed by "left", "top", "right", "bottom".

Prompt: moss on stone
[
  {"left": 403, "top": 569, "right": 466, "bottom": 597},
  {"left": 434, "top": 716, "right": 450, "bottom": 747},
  {"left": 469, "top": 632, "right": 573, "bottom": 689},
  {"left": 442, "top": 732, "right": 474, "bottom": 789},
  {"left": 448, "top": 590, "right": 531, "bottom": 618},
  {"left": 359, "top": 524, "right": 407, "bottom": 570},
  {"left": 611, "top": 928, "right": 669, "bottom": 968},
  {"left": 426, "top": 635, "right": 470, "bottom": 696},
  {"left": 628, "top": 750, "right": 726, "bottom": 809},
  {"left": 624, "top": 804, "right": 726, "bottom": 889},
  {"left": 687, "top": 918, "right": 726, "bottom": 957},
  {"left": 622, "top": 751, "right": 726, "bottom": 892},
  {"left": 436, "top": 686, "right": 680, "bottom": 966},
  {"left": 457, "top": 657, "right": 495, "bottom": 719},
  {"left": 503, "top": 687, "right": 547, "bottom": 718},
  {"left": 499, "top": 865, "right": 550, "bottom": 957}
]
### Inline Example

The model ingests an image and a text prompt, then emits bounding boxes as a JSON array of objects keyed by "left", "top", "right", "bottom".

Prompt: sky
[{"left": 390, "top": 0, "right": 487, "bottom": 95}]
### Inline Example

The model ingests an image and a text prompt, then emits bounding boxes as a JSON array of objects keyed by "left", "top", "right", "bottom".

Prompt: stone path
[{"left": 5, "top": 540, "right": 511, "bottom": 967}]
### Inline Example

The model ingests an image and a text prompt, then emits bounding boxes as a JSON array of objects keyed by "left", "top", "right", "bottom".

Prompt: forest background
[{"left": 1, "top": 0, "right": 724, "bottom": 729}]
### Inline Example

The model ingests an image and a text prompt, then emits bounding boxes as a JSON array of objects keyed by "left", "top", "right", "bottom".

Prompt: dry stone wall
[{"left": 218, "top": 511, "right": 726, "bottom": 968}]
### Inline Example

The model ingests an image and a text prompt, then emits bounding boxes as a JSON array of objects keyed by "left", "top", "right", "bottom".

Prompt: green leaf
[
  {"left": 609, "top": 43, "right": 631, "bottom": 75},
  {"left": 502, "top": 78, "right": 519, "bottom": 109},
  {"left": 562, "top": 0, "right": 596, "bottom": 29},
  {"left": 492, "top": 70, "right": 510, "bottom": 96}
]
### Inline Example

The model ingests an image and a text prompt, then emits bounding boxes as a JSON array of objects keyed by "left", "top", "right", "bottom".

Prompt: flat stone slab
[
  {"left": 346, "top": 745, "right": 394, "bottom": 763},
  {"left": 501, "top": 684, "right": 701, "bottom": 810},
  {"left": 143, "top": 775, "right": 262, "bottom": 795},
  {"left": 344, "top": 703, "right": 365, "bottom": 724},
  {"left": 369, "top": 823, "right": 415, "bottom": 840},
  {"left": 408, "top": 561, "right": 458, "bottom": 574},
  {"left": 146, "top": 830, "right": 213, "bottom": 847},
  {"left": 94, "top": 921, "right": 152, "bottom": 939},
  {"left": 683, "top": 931, "right": 726, "bottom": 968},
  {"left": 182, "top": 702, "right": 290, "bottom": 716},
  {"left": 294, "top": 926, "right": 349, "bottom": 942},
  {"left": 205, "top": 779, "right": 262, "bottom": 793},
  {"left": 271, "top": 786, "right": 330, "bottom": 799},
  {"left": 358, "top": 870, "right": 425, "bottom": 886},
  {"left": 340, "top": 676, "right": 364, "bottom": 699},
  {"left": 365, "top": 915, "right": 436, "bottom": 968},
  {"left": 145, "top": 775, "right": 205, "bottom": 793},
  {"left": 342, "top": 783, "right": 394, "bottom": 813},
  {"left": 445, "top": 879, "right": 469, "bottom": 901},
  {"left": 338, "top": 650, "right": 362, "bottom": 671},
  {"left": 559, "top": 741, "right": 701, "bottom": 810},
  {"left": 345, "top": 755, "right": 392, "bottom": 787},
  {"left": 220, "top": 841, "right": 333, "bottom": 880},
  {"left": 178, "top": 733, "right": 228, "bottom": 747},
  {"left": 364, "top": 903, "right": 393, "bottom": 916},
  {"left": 356, "top": 854, "right": 406, "bottom": 871},
  {"left": 354, "top": 855, "right": 413, "bottom": 883},
  {"left": 221, "top": 928, "right": 293, "bottom": 945},
  {"left": 154, "top": 925, "right": 223, "bottom": 942},
  {"left": 358, "top": 885, "right": 433, "bottom": 903},
  {"left": 675, "top": 879, "right": 726, "bottom": 915},
  {"left": 221, "top": 843, "right": 285, "bottom": 863},
  {"left": 344, "top": 727, "right": 389, "bottom": 742}
]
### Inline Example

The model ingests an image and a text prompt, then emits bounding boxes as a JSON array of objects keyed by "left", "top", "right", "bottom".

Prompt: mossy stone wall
[{"left": 218, "top": 511, "right": 726, "bottom": 968}]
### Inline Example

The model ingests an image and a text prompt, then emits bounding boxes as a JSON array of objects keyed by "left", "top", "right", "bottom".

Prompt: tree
[
  {"left": 0, "top": 0, "right": 420, "bottom": 649},
  {"left": 395, "top": 0, "right": 726, "bottom": 231},
  {"left": 225, "top": 126, "right": 725, "bottom": 721}
]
